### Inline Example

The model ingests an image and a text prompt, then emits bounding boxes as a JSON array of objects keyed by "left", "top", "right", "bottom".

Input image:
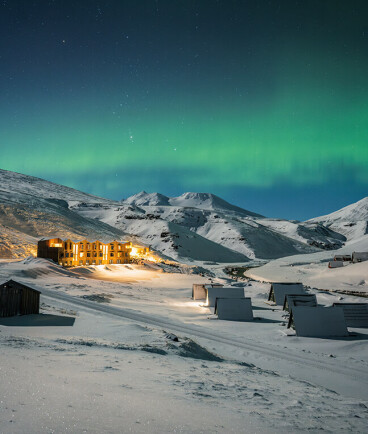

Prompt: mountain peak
[
  {"left": 124, "top": 191, "right": 170, "bottom": 206},
  {"left": 309, "top": 196, "right": 368, "bottom": 223},
  {"left": 169, "top": 192, "right": 263, "bottom": 217}
]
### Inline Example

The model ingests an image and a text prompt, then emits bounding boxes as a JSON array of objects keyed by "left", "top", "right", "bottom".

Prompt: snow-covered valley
[
  {"left": 1, "top": 168, "right": 368, "bottom": 432},
  {"left": 1, "top": 257, "right": 368, "bottom": 433}
]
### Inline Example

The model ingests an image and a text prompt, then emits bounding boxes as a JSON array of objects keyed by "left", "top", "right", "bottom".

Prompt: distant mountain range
[{"left": 0, "top": 168, "right": 365, "bottom": 263}]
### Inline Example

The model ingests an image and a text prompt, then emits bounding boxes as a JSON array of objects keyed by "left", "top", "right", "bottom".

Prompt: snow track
[{"left": 40, "top": 287, "right": 368, "bottom": 399}]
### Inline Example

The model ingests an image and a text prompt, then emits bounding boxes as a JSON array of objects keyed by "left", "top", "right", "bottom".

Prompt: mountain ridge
[{"left": 0, "top": 168, "right": 366, "bottom": 262}]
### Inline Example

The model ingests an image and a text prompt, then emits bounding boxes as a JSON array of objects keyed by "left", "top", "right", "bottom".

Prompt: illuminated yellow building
[
  {"left": 130, "top": 245, "right": 150, "bottom": 258},
  {"left": 38, "top": 238, "right": 137, "bottom": 267}
]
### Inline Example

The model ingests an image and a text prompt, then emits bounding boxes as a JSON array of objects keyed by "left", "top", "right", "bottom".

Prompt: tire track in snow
[{"left": 41, "top": 288, "right": 368, "bottom": 388}]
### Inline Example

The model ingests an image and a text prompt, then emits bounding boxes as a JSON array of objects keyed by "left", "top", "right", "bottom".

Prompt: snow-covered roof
[
  {"left": 214, "top": 297, "right": 253, "bottom": 321},
  {"left": 283, "top": 294, "right": 317, "bottom": 312},
  {"left": 290, "top": 306, "right": 349, "bottom": 337},
  {"left": 269, "top": 283, "right": 305, "bottom": 305},
  {"left": 332, "top": 303, "right": 368, "bottom": 327},
  {"left": 328, "top": 261, "right": 344, "bottom": 268},
  {"left": 206, "top": 286, "right": 245, "bottom": 307}
]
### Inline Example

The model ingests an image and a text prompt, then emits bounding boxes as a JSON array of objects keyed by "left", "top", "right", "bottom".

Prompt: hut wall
[
  {"left": 0, "top": 281, "right": 40, "bottom": 317},
  {"left": 20, "top": 287, "right": 40, "bottom": 315},
  {"left": 0, "top": 287, "right": 22, "bottom": 317}
]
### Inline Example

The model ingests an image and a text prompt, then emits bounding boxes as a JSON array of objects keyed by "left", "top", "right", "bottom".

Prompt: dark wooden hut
[{"left": 0, "top": 280, "right": 41, "bottom": 317}]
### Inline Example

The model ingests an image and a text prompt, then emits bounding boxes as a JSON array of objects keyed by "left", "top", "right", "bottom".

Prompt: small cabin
[
  {"left": 333, "top": 254, "right": 352, "bottom": 262},
  {"left": 283, "top": 294, "right": 318, "bottom": 313},
  {"left": 192, "top": 283, "right": 224, "bottom": 300},
  {"left": 268, "top": 282, "right": 305, "bottom": 306},
  {"left": 0, "top": 280, "right": 41, "bottom": 317},
  {"left": 205, "top": 286, "right": 245, "bottom": 307},
  {"left": 332, "top": 303, "right": 368, "bottom": 328},
  {"left": 352, "top": 252, "right": 368, "bottom": 263},
  {"left": 287, "top": 306, "right": 349, "bottom": 337},
  {"left": 328, "top": 261, "right": 343, "bottom": 269},
  {"left": 214, "top": 297, "right": 253, "bottom": 321}
]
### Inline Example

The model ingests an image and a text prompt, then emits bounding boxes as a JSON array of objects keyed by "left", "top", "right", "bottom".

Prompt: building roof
[
  {"left": 290, "top": 306, "right": 349, "bottom": 337},
  {"left": 0, "top": 279, "right": 41, "bottom": 294},
  {"left": 39, "top": 237, "right": 132, "bottom": 244}
]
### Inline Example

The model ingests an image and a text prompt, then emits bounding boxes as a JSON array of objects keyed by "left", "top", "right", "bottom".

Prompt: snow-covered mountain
[
  {"left": 0, "top": 168, "right": 115, "bottom": 204},
  {"left": 0, "top": 168, "right": 358, "bottom": 263},
  {"left": 308, "top": 197, "right": 368, "bottom": 241},
  {"left": 124, "top": 191, "right": 263, "bottom": 217},
  {"left": 0, "top": 169, "right": 125, "bottom": 257},
  {"left": 124, "top": 191, "right": 171, "bottom": 207}
]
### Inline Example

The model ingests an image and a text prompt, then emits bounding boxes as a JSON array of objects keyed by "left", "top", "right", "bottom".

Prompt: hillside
[
  {"left": 308, "top": 197, "right": 368, "bottom": 241},
  {"left": 0, "top": 168, "right": 361, "bottom": 262},
  {"left": 0, "top": 169, "right": 125, "bottom": 258}
]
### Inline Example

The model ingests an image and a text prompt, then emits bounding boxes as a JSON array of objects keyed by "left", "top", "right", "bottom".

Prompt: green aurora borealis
[{"left": 1, "top": 1, "right": 368, "bottom": 219}]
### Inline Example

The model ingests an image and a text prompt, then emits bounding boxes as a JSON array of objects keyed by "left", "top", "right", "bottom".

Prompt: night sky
[{"left": 1, "top": 1, "right": 367, "bottom": 220}]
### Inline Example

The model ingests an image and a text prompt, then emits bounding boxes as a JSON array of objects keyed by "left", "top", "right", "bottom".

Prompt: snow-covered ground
[
  {"left": 1, "top": 257, "right": 368, "bottom": 433},
  {"left": 1, "top": 169, "right": 368, "bottom": 431},
  {"left": 246, "top": 235, "right": 368, "bottom": 294}
]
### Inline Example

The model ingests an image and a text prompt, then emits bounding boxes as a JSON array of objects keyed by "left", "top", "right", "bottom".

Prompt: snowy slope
[
  {"left": 0, "top": 168, "right": 116, "bottom": 204},
  {"left": 71, "top": 202, "right": 249, "bottom": 262},
  {"left": 308, "top": 197, "right": 368, "bottom": 240},
  {"left": 124, "top": 191, "right": 262, "bottom": 216},
  {"left": 73, "top": 201, "right": 324, "bottom": 261},
  {"left": 0, "top": 168, "right": 362, "bottom": 263},
  {"left": 260, "top": 218, "right": 346, "bottom": 250},
  {"left": 168, "top": 192, "right": 263, "bottom": 217},
  {"left": 246, "top": 234, "right": 368, "bottom": 293},
  {"left": 124, "top": 191, "right": 171, "bottom": 207},
  {"left": 0, "top": 224, "right": 38, "bottom": 258},
  {"left": 0, "top": 170, "right": 126, "bottom": 252}
]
